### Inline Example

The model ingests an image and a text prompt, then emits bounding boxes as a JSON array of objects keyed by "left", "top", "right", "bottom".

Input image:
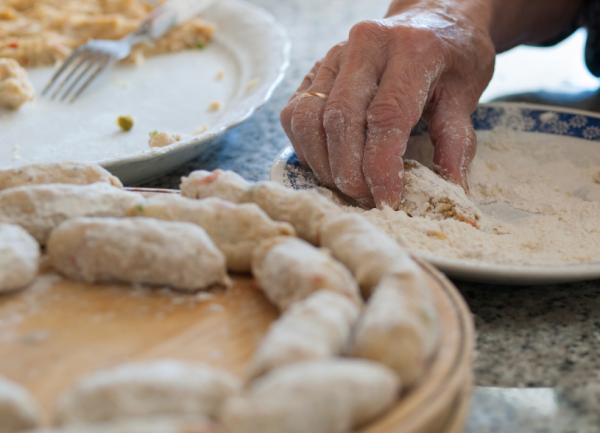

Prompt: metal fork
[{"left": 42, "top": 0, "right": 214, "bottom": 103}]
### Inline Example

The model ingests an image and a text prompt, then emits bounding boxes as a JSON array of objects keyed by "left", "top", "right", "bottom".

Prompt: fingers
[
  {"left": 285, "top": 44, "right": 344, "bottom": 186},
  {"left": 290, "top": 49, "right": 342, "bottom": 186},
  {"left": 363, "top": 55, "right": 442, "bottom": 209},
  {"left": 280, "top": 63, "right": 321, "bottom": 166},
  {"left": 427, "top": 99, "right": 476, "bottom": 191},
  {"left": 323, "top": 22, "right": 386, "bottom": 203}
]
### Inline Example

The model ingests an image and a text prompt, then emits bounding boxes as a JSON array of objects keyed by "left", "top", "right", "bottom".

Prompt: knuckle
[
  {"left": 325, "top": 42, "right": 346, "bottom": 59},
  {"left": 318, "top": 62, "right": 338, "bottom": 78},
  {"left": 389, "top": 25, "right": 446, "bottom": 58},
  {"left": 367, "top": 99, "right": 417, "bottom": 131},
  {"left": 349, "top": 20, "right": 384, "bottom": 41},
  {"left": 323, "top": 100, "right": 344, "bottom": 119},
  {"left": 323, "top": 99, "right": 360, "bottom": 128},
  {"left": 322, "top": 103, "right": 344, "bottom": 131},
  {"left": 291, "top": 109, "right": 320, "bottom": 138}
]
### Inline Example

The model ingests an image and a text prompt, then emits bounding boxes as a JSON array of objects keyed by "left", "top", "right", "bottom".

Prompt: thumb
[{"left": 427, "top": 101, "right": 476, "bottom": 192}]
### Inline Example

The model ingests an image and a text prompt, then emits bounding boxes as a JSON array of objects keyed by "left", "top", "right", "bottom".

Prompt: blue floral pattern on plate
[
  {"left": 278, "top": 103, "right": 600, "bottom": 192},
  {"left": 472, "top": 105, "right": 600, "bottom": 139}
]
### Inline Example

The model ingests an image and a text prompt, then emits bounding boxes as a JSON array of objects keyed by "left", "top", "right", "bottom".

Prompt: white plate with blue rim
[
  {"left": 0, "top": 0, "right": 290, "bottom": 185},
  {"left": 271, "top": 102, "right": 600, "bottom": 285}
]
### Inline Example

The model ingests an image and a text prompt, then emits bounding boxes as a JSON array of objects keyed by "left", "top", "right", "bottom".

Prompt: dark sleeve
[
  {"left": 584, "top": 0, "right": 600, "bottom": 76},
  {"left": 529, "top": 1, "right": 600, "bottom": 77}
]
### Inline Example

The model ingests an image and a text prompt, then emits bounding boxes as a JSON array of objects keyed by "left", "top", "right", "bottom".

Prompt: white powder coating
[
  {"left": 221, "top": 360, "right": 400, "bottom": 433},
  {"left": 128, "top": 195, "right": 295, "bottom": 272},
  {"left": 0, "top": 162, "right": 123, "bottom": 191},
  {"left": 48, "top": 217, "right": 229, "bottom": 292},
  {"left": 319, "top": 213, "right": 414, "bottom": 297},
  {"left": 242, "top": 182, "right": 338, "bottom": 245},
  {"left": 148, "top": 132, "right": 183, "bottom": 149},
  {"left": 351, "top": 272, "right": 439, "bottom": 388},
  {"left": 248, "top": 291, "right": 360, "bottom": 378},
  {"left": 401, "top": 160, "right": 481, "bottom": 227},
  {"left": 350, "top": 132, "right": 600, "bottom": 267},
  {"left": 0, "top": 224, "right": 39, "bottom": 293},
  {"left": 0, "top": 183, "right": 142, "bottom": 244},
  {"left": 252, "top": 236, "right": 362, "bottom": 309},
  {"left": 56, "top": 360, "right": 240, "bottom": 425},
  {"left": 180, "top": 169, "right": 250, "bottom": 203},
  {"left": 180, "top": 171, "right": 338, "bottom": 244},
  {"left": 316, "top": 214, "right": 439, "bottom": 386},
  {"left": 0, "top": 376, "right": 41, "bottom": 433}
]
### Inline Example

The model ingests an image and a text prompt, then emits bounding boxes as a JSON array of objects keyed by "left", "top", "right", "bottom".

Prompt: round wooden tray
[{"left": 0, "top": 189, "right": 474, "bottom": 432}]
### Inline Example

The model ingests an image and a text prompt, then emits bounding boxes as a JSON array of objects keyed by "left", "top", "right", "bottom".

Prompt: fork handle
[{"left": 129, "top": 0, "right": 216, "bottom": 44}]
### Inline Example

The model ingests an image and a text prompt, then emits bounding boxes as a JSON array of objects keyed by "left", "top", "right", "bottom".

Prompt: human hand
[{"left": 280, "top": 1, "right": 495, "bottom": 209}]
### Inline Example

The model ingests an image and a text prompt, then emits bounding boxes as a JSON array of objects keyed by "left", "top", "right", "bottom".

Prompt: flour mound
[{"left": 345, "top": 132, "right": 600, "bottom": 267}]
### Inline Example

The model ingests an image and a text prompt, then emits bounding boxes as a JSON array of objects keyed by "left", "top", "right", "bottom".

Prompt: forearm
[{"left": 386, "top": 0, "right": 586, "bottom": 53}]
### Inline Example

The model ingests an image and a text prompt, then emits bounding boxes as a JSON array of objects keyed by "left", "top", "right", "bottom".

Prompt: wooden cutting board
[{"left": 0, "top": 190, "right": 474, "bottom": 433}]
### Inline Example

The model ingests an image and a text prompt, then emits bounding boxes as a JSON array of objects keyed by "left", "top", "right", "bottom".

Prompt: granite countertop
[{"left": 146, "top": 1, "right": 600, "bottom": 431}]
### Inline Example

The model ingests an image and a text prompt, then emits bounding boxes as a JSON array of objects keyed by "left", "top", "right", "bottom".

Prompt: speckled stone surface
[{"left": 145, "top": 1, "right": 600, "bottom": 431}]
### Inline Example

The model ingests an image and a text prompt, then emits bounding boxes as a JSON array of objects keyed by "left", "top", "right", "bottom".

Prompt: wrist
[{"left": 385, "top": 0, "right": 493, "bottom": 39}]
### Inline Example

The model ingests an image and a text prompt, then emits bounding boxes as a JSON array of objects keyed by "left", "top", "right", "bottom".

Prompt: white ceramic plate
[
  {"left": 0, "top": 0, "right": 290, "bottom": 185},
  {"left": 271, "top": 103, "right": 600, "bottom": 285}
]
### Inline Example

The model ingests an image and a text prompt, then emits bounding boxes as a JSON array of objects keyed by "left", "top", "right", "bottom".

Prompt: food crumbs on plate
[
  {"left": 148, "top": 131, "right": 182, "bottom": 148},
  {"left": 215, "top": 70, "right": 225, "bottom": 81},
  {"left": 208, "top": 101, "right": 222, "bottom": 112},
  {"left": 0, "top": 58, "right": 34, "bottom": 110},
  {"left": 593, "top": 171, "right": 600, "bottom": 184},
  {"left": 246, "top": 78, "right": 260, "bottom": 92},
  {"left": 117, "top": 115, "right": 134, "bottom": 132},
  {"left": 193, "top": 125, "right": 209, "bottom": 135}
]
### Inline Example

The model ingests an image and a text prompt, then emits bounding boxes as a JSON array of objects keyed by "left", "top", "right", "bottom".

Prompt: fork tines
[{"left": 42, "top": 47, "right": 113, "bottom": 103}]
